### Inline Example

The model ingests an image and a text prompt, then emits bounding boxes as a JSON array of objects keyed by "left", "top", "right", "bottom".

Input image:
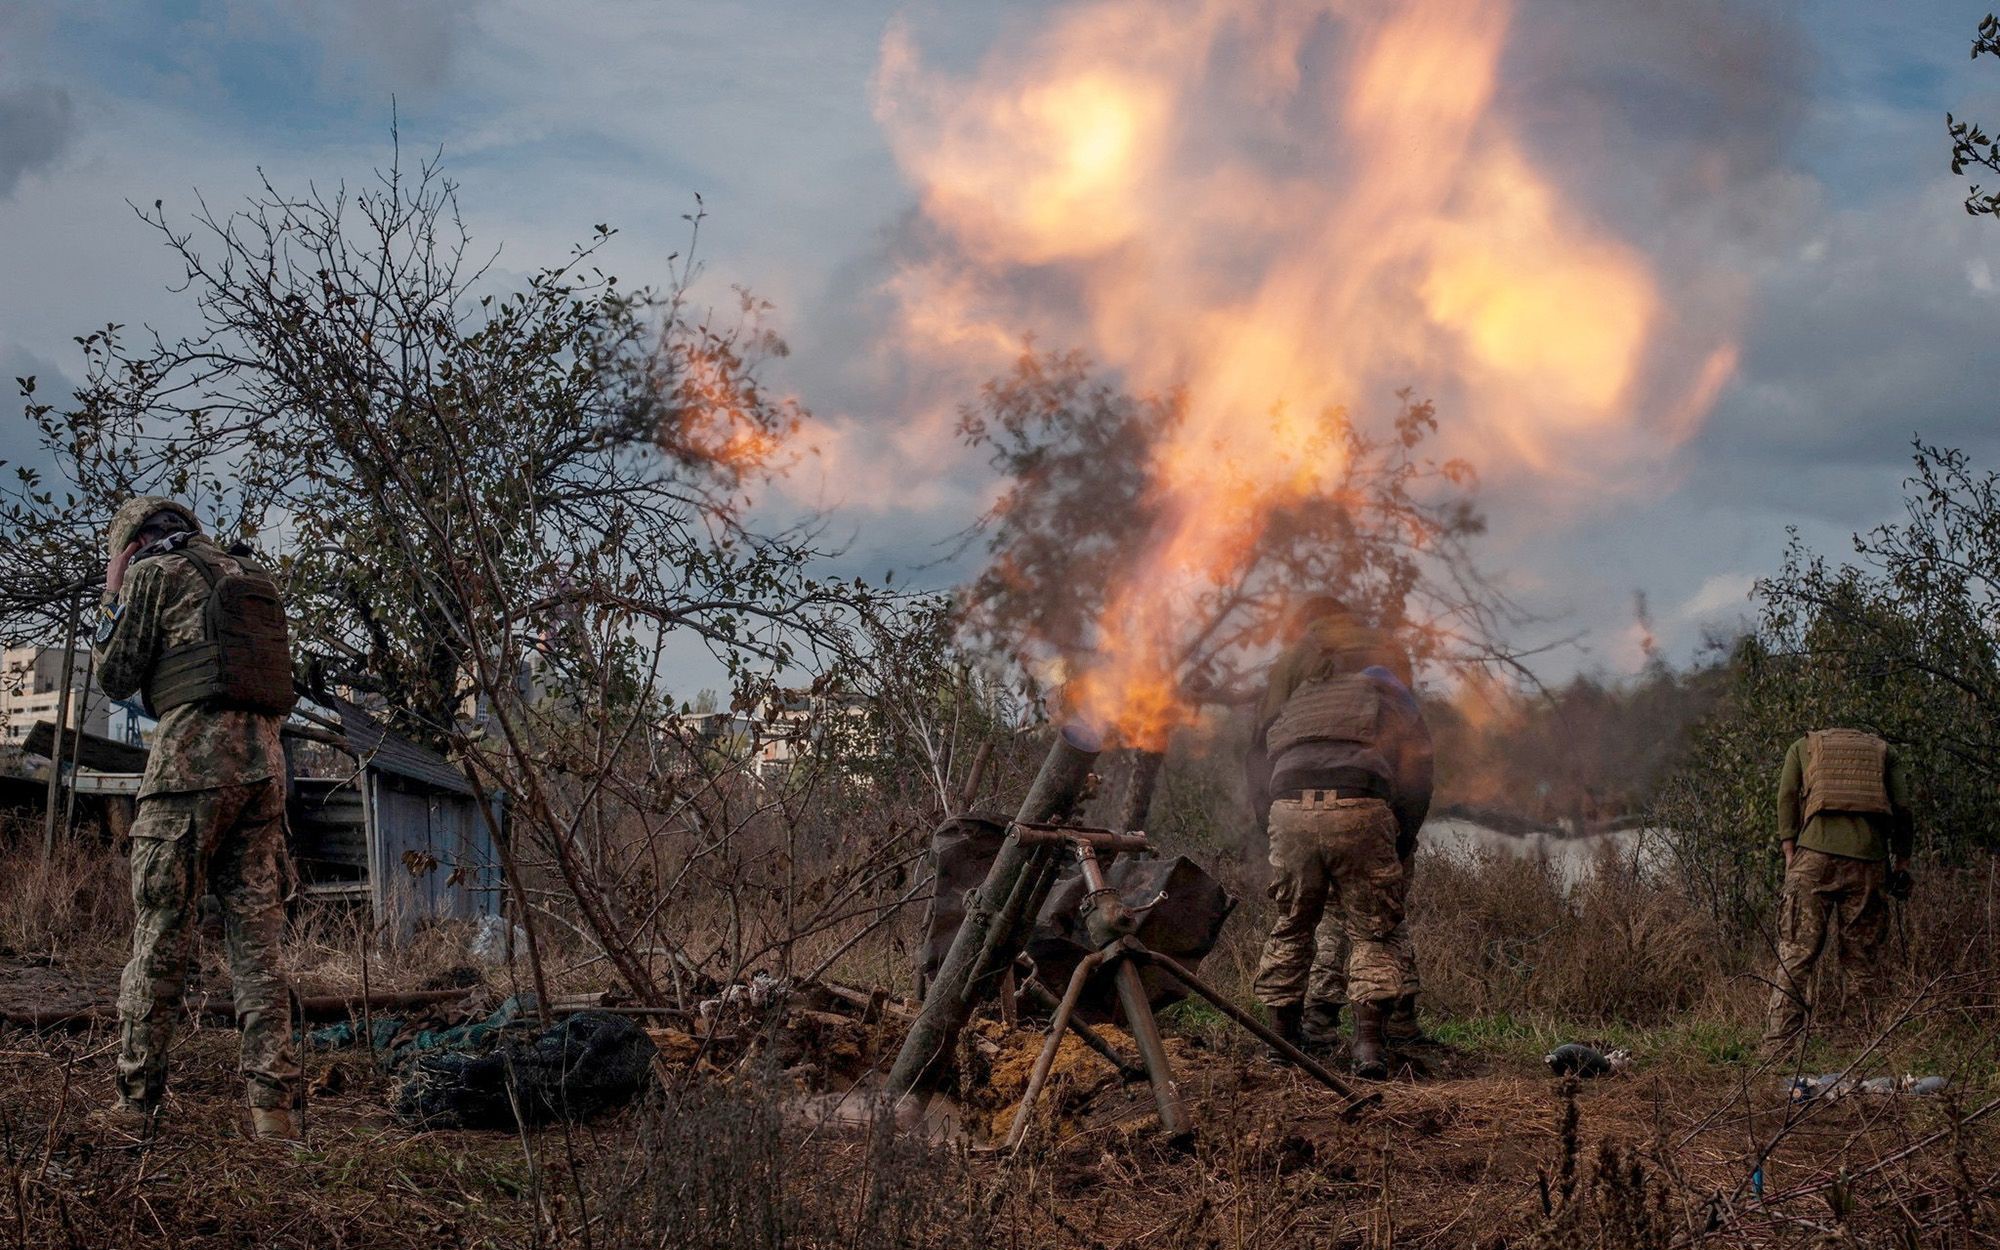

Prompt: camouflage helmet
[{"left": 106, "top": 495, "right": 201, "bottom": 561}]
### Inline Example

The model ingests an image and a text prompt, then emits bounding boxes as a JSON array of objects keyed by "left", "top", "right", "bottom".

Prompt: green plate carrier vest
[
  {"left": 1801, "top": 729, "right": 1892, "bottom": 823},
  {"left": 1266, "top": 672, "right": 1382, "bottom": 758},
  {"left": 144, "top": 545, "right": 298, "bottom": 718}
]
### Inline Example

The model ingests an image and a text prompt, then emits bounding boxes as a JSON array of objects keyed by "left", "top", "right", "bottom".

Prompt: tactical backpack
[
  {"left": 144, "top": 544, "right": 298, "bottom": 717},
  {"left": 1266, "top": 672, "right": 1382, "bottom": 757},
  {"left": 1802, "top": 728, "right": 1891, "bottom": 821}
]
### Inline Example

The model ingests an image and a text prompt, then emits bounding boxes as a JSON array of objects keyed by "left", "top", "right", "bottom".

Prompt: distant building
[
  {"left": 1, "top": 646, "right": 109, "bottom": 750},
  {"left": 669, "top": 690, "right": 871, "bottom": 781}
]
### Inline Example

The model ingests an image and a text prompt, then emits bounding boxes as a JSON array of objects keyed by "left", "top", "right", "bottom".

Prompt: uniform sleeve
[
  {"left": 1775, "top": 739, "right": 1803, "bottom": 851},
  {"left": 91, "top": 560, "right": 167, "bottom": 701},
  {"left": 1242, "top": 738, "right": 1272, "bottom": 830},
  {"left": 1885, "top": 747, "right": 1914, "bottom": 861},
  {"left": 1401, "top": 710, "right": 1435, "bottom": 831},
  {"left": 1256, "top": 647, "right": 1301, "bottom": 743}
]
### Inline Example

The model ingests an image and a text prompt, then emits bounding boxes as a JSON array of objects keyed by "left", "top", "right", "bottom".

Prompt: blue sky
[{"left": 4, "top": 1, "right": 2000, "bottom": 689}]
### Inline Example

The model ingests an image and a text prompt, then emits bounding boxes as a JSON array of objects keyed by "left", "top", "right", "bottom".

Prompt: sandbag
[
  {"left": 1028, "top": 853, "right": 1236, "bottom": 1021},
  {"left": 919, "top": 815, "right": 1013, "bottom": 988}
]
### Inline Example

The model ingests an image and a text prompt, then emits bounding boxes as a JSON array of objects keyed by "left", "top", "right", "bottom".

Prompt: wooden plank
[
  {"left": 21, "top": 721, "right": 149, "bottom": 773},
  {"left": 362, "top": 770, "right": 384, "bottom": 936}
]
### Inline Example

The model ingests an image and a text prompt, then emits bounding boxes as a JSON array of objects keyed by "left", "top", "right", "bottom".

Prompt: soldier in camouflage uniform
[
  {"left": 1251, "top": 596, "right": 1430, "bottom": 1080},
  {"left": 84, "top": 496, "right": 302, "bottom": 1142},
  {"left": 1762, "top": 728, "right": 1914, "bottom": 1053}
]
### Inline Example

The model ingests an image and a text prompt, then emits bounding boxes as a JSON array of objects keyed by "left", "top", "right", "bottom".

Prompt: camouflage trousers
[
  {"left": 1254, "top": 795, "right": 1410, "bottom": 1009},
  {"left": 116, "top": 779, "right": 299, "bottom": 1111},
  {"left": 1762, "top": 848, "right": 1890, "bottom": 1048},
  {"left": 1306, "top": 864, "right": 1419, "bottom": 1011}
]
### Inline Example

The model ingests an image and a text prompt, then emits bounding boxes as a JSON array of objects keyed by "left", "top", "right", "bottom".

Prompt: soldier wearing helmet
[
  {"left": 84, "top": 496, "right": 303, "bottom": 1143},
  {"left": 1249, "top": 596, "right": 1428, "bottom": 1079}
]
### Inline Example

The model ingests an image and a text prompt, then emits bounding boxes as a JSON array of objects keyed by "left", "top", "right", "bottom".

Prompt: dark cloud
[
  {"left": 1510, "top": 0, "right": 1811, "bottom": 193},
  {"left": 0, "top": 342, "right": 72, "bottom": 478},
  {"left": 0, "top": 83, "right": 74, "bottom": 198},
  {"left": 291, "top": 0, "right": 482, "bottom": 95},
  {"left": 1682, "top": 188, "right": 2000, "bottom": 525}
]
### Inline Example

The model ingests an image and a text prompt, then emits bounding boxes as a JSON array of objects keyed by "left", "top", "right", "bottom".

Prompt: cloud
[
  {"left": 1677, "top": 572, "right": 1757, "bottom": 624},
  {"left": 0, "top": 84, "right": 75, "bottom": 198},
  {"left": 307, "top": 0, "right": 481, "bottom": 92},
  {"left": 1683, "top": 177, "right": 2000, "bottom": 531},
  {"left": 192, "top": 0, "right": 484, "bottom": 99},
  {"left": 4, "top": 0, "right": 1998, "bottom": 691},
  {"left": 0, "top": 341, "right": 74, "bottom": 478}
]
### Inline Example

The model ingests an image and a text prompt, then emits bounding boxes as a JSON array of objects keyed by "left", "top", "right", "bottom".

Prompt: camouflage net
[{"left": 392, "top": 1008, "right": 658, "bottom": 1130}]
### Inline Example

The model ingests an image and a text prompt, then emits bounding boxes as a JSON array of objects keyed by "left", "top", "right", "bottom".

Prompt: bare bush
[
  {"left": 1410, "top": 846, "right": 1732, "bottom": 1027},
  {"left": 0, "top": 824, "right": 129, "bottom": 960}
]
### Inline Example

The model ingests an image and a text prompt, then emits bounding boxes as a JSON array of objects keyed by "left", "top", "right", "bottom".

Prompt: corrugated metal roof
[
  {"left": 20, "top": 721, "right": 150, "bottom": 773},
  {"left": 329, "top": 695, "right": 475, "bottom": 795}
]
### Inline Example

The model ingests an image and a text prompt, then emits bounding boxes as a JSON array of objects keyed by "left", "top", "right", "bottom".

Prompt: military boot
[
  {"left": 1350, "top": 1001, "right": 1389, "bottom": 1080},
  {"left": 1265, "top": 1003, "right": 1304, "bottom": 1063},
  {"left": 250, "top": 1106, "right": 305, "bottom": 1145},
  {"left": 1384, "top": 994, "right": 1424, "bottom": 1045},
  {"left": 1301, "top": 1001, "right": 1344, "bottom": 1051}
]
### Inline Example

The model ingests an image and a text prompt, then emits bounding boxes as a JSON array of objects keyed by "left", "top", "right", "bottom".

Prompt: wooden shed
[{"left": 288, "top": 697, "right": 505, "bottom": 943}]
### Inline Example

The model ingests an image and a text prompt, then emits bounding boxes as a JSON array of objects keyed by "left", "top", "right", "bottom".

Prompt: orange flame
[
  {"left": 875, "top": 0, "right": 1741, "bottom": 748},
  {"left": 668, "top": 341, "right": 797, "bottom": 478}
]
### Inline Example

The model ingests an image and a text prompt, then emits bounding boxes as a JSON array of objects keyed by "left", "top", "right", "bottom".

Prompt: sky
[{"left": 4, "top": 0, "right": 1999, "bottom": 692}]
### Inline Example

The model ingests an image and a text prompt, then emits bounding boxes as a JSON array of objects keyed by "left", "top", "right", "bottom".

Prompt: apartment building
[{"left": 1, "top": 645, "right": 110, "bottom": 748}]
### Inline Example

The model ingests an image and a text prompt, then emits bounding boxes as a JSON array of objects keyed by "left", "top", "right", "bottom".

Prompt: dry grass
[
  {"left": 4, "top": 1016, "right": 1994, "bottom": 1249},
  {"left": 0, "top": 824, "right": 130, "bottom": 965},
  {"left": 3, "top": 818, "right": 1999, "bottom": 1247},
  {"left": 1411, "top": 846, "right": 1743, "bottom": 1029}
]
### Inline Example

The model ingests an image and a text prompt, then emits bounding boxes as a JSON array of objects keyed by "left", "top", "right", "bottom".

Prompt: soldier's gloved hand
[{"left": 1885, "top": 868, "right": 1915, "bottom": 901}]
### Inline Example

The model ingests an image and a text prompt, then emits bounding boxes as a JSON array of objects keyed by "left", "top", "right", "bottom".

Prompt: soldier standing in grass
[
  {"left": 1762, "top": 727, "right": 1914, "bottom": 1054},
  {"left": 1301, "top": 667, "right": 1432, "bottom": 1051},
  {"left": 1251, "top": 597, "right": 1427, "bottom": 1079},
  {"left": 82, "top": 496, "right": 303, "bottom": 1142}
]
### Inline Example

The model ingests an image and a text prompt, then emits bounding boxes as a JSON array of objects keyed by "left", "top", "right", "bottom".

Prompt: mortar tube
[
  {"left": 970, "top": 840, "right": 1056, "bottom": 995},
  {"left": 974, "top": 835, "right": 1068, "bottom": 993},
  {"left": 885, "top": 723, "right": 1102, "bottom": 1104},
  {"left": 1117, "top": 749, "right": 1164, "bottom": 835}
]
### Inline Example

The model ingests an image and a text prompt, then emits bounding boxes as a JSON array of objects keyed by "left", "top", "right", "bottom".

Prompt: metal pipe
[
  {"left": 886, "top": 723, "right": 1102, "bottom": 1103},
  {"left": 1110, "top": 952, "right": 1189, "bottom": 1140},
  {"left": 1138, "top": 949, "right": 1378, "bottom": 1118},
  {"left": 1005, "top": 947, "right": 1109, "bottom": 1150},
  {"left": 1012, "top": 826, "right": 1152, "bottom": 854},
  {"left": 956, "top": 739, "right": 994, "bottom": 812},
  {"left": 42, "top": 592, "right": 83, "bottom": 860},
  {"left": 970, "top": 841, "right": 1057, "bottom": 991},
  {"left": 1072, "top": 843, "right": 1189, "bottom": 1140},
  {"left": 1118, "top": 749, "right": 1164, "bottom": 835}
]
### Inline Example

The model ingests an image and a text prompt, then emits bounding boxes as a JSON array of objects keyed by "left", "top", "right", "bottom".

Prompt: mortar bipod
[{"left": 1004, "top": 829, "right": 1380, "bottom": 1151}]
